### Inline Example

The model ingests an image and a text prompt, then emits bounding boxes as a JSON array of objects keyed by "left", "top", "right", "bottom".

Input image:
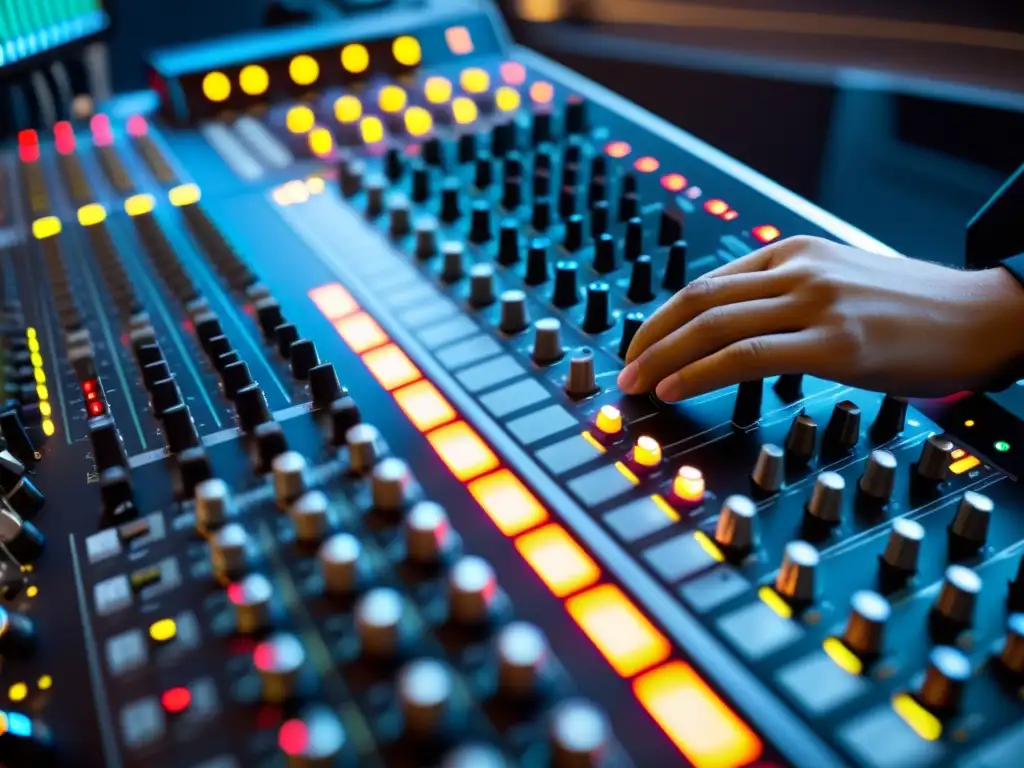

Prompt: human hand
[{"left": 617, "top": 236, "right": 1024, "bottom": 401}]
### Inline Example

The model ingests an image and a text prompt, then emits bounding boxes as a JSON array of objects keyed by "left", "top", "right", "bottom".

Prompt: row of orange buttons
[{"left": 309, "top": 281, "right": 763, "bottom": 768}]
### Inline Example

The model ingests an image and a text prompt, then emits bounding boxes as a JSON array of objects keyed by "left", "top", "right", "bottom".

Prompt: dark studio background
[{"left": 104, "top": 0, "right": 1024, "bottom": 265}]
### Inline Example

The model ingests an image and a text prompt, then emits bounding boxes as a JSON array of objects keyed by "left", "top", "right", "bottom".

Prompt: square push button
[
  {"left": 840, "top": 705, "right": 945, "bottom": 768},
  {"left": 536, "top": 434, "right": 603, "bottom": 475},
  {"left": 436, "top": 335, "right": 502, "bottom": 370},
  {"left": 717, "top": 601, "right": 803, "bottom": 660},
  {"left": 417, "top": 316, "right": 478, "bottom": 349},
  {"left": 507, "top": 405, "right": 577, "bottom": 445},
  {"left": 456, "top": 356, "right": 526, "bottom": 393},
  {"left": 479, "top": 379, "right": 549, "bottom": 418},
  {"left": 604, "top": 497, "right": 675, "bottom": 543},
  {"left": 776, "top": 650, "right": 870, "bottom": 716},
  {"left": 679, "top": 567, "right": 750, "bottom": 613},
  {"left": 643, "top": 533, "right": 717, "bottom": 583},
  {"left": 567, "top": 464, "right": 635, "bottom": 508}
]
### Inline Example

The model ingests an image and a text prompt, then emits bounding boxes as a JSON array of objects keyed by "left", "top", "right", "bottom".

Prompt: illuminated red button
[{"left": 161, "top": 686, "right": 191, "bottom": 714}]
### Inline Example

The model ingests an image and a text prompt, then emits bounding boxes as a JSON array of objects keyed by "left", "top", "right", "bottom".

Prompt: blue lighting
[
  {"left": 0, "top": 6, "right": 109, "bottom": 69},
  {"left": 7, "top": 711, "right": 32, "bottom": 738}
]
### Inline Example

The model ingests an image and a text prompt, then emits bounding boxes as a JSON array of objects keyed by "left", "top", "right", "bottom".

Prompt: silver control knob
[
  {"left": 806, "top": 472, "right": 844, "bottom": 524},
  {"left": 279, "top": 706, "right": 347, "bottom": 766},
  {"left": 273, "top": 451, "right": 308, "bottom": 504},
  {"left": 195, "top": 478, "right": 233, "bottom": 530},
  {"left": 859, "top": 450, "right": 897, "bottom": 500},
  {"left": 441, "top": 241, "right": 465, "bottom": 283},
  {"left": 372, "top": 458, "right": 413, "bottom": 511},
  {"left": 881, "top": 518, "right": 924, "bottom": 573},
  {"left": 398, "top": 658, "right": 454, "bottom": 738},
  {"left": 318, "top": 533, "right": 363, "bottom": 595},
  {"left": 842, "top": 590, "right": 891, "bottom": 657},
  {"left": 404, "top": 501, "right": 456, "bottom": 564},
  {"left": 254, "top": 632, "right": 306, "bottom": 703},
  {"left": 999, "top": 613, "right": 1024, "bottom": 674},
  {"left": 751, "top": 443, "right": 785, "bottom": 492},
  {"left": 290, "top": 490, "right": 330, "bottom": 543},
  {"left": 933, "top": 565, "right": 981, "bottom": 626},
  {"left": 346, "top": 423, "right": 382, "bottom": 473},
  {"left": 231, "top": 573, "right": 273, "bottom": 634},
  {"left": 211, "top": 523, "right": 249, "bottom": 578},
  {"left": 949, "top": 491, "right": 993, "bottom": 548},
  {"left": 775, "top": 540, "right": 819, "bottom": 604},
  {"left": 448, "top": 555, "right": 500, "bottom": 625},
  {"left": 549, "top": 698, "right": 611, "bottom": 768},
  {"left": 917, "top": 435, "right": 954, "bottom": 482},
  {"left": 714, "top": 495, "right": 759, "bottom": 553},
  {"left": 564, "top": 349, "right": 598, "bottom": 398},
  {"left": 499, "top": 289, "right": 528, "bottom": 334},
  {"left": 356, "top": 587, "right": 405, "bottom": 658},
  {"left": 918, "top": 646, "right": 971, "bottom": 711},
  {"left": 531, "top": 318, "right": 564, "bottom": 365},
  {"left": 469, "top": 264, "right": 496, "bottom": 307},
  {"left": 496, "top": 621, "right": 549, "bottom": 700}
]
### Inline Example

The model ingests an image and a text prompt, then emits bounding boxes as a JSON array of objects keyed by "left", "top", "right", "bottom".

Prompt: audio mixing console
[{"left": 1, "top": 1, "right": 1024, "bottom": 766}]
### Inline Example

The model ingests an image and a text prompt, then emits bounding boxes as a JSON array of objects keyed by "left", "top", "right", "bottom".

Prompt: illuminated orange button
[
  {"left": 752, "top": 224, "right": 780, "bottom": 243},
  {"left": 634, "top": 661, "right": 763, "bottom": 768},
  {"left": 515, "top": 523, "right": 600, "bottom": 597},
  {"left": 950, "top": 454, "right": 981, "bottom": 475},
  {"left": 361, "top": 344, "right": 421, "bottom": 391},
  {"left": 334, "top": 312, "right": 387, "bottom": 353},
  {"left": 605, "top": 140, "right": 631, "bottom": 159},
  {"left": 427, "top": 421, "right": 499, "bottom": 482},
  {"left": 673, "top": 466, "right": 705, "bottom": 503},
  {"left": 595, "top": 405, "right": 622, "bottom": 436},
  {"left": 661, "top": 173, "right": 687, "bottom": 192},
  {"left": 308, "top": 283, "right": 357, "bottom": 320},
  {"left": 468, "top": 468, "right": 548, "bottom": 536},
  {"left": 393, "top": 380, "right": 456, "bottom": 433},
  {"left": 566, "top": 583, "right": 671, "bottom": 678},
  {"left": 634, "top": 156, "right": 660, "bottom": 173},
  {"left": 528, "top": 81, "right": 554, "bottom": 105},
  {"left": 704, "top": 199, "right": 729, "bottom": 216},
  {"left": 633, "top": 436, "right": 662, "bottom": 467}
]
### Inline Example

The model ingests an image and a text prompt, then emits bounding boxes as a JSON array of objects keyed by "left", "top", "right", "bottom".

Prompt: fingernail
[
  {"left": 655, "top": 378, "right": 685, "bottom": 402},
  {"left": 617, "top": 362, "right": 640, "bottom": 393}
]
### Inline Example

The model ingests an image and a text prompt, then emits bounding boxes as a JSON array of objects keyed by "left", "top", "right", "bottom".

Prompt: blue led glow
[
  {"left": 8, "top": 711, "right": 32, "bottom": 738},
  {"left": 0, "top": 7, "right": 108, "bottom": 68}
]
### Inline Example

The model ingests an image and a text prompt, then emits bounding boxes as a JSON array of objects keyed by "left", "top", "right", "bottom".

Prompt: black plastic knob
[
  {"left": 162, "top": 403, "right": 200, "bottom": 453},
  {"left": 253, "top": 421, "right": 288, "bottom": 472},
  {"left": 423, "top": 136, "right": 443, "bottom": 166},
  {"left": 411, "top": 162, "right": 430, "bottom": 203},
  {"left": 785, "top": 412, "right": 817, "bottom": 464},
  {"left": 588, "top": 177, "right": 607, "bottom": 211},
  {"left": 532, "top": 198, "right": 551, "bottom": 232},
  {"left": 663, "top": 241, "right": 687, "bottom": 291},
  {"left": 618, "top": 192, "right": 639, "bottom": 222},
  {"left": 583, "top": 282, "right": 611, "bottom": 333},
  {"left": 590, "top": 199, "right": 609, "bottom": 238},
  {"left": 275, "top": 323, "right": 300, "bottom": 358},
  {"left": 458, "top": 133, "right": 477, "bottom": 165},
  {"left": 234, "top": 384, "right": 272, "bottom": 432},
  {"left": 561, "top": 163, "right": 579, "bottom": 189},
  {"left": 659, "top": 207, "right": 684, "bottom": 246},
  {"left": 552, "top": 261, "right": 580, "bottom": 308},
  {"left": 440, "top": 178, "right": 461, "bottom": 223},
  {"left": 565, "top": 95, "right": 587, "bottom": 134},
  {"left": 625, "top": 217, "right": 644, "bottom": 262},
  {"left": 194, "top": 312, "right": 223, "bottom": 348},
  {"left": 308, "top": 362, "right": 342, "bottom": 407},
  {"left": 774, "top": 373, "right": 804, "bottom": 402},
  {"left": 558, "top": 185, "right": 576, "bottom": 220},
  {"left": 99, "top": 465, "right": 135, "bottom": 522},
  {"left": 824, "top": 400, "right": 862, "bottom": 453},
  {"left": 206, "top": 334, "right": 231, "bottom": 363},
  {"left": 627, "top": 255, "right": 655, "bottom": 303},
  {"left": 135, "top": 343, "right": 163, "bottom": 367},
  {"left": 502, "top": 176, "right": 522, "bottom": 210},
  {"left": 497, "top": 219, "right": 520, "bottom": 265},
  {"left": 330, "top": 397, "right": 361, "bottom": 445},
  {"left": 254, "top": 298, "right": 285, "bottom": 340},
  {"left": 222, "top": 360, "right": 254, "bottom": 399},
  {"left": 217, "top": 350, "right": 240, "bottom": 371},
  {"left": 289, "top": 339, "right": 320, "bottom": 380},
  {"left": 469, "top": 201, "right": 492, "bottom": 244},
  {"left": 0, "top": 410, "right": 34, "bottom": 464},
  {"left": 177, "top": 446, "right": 213, "bottom": 498},
  {"left": 593, "top": 233, "right": 616, "bottom": 274},
  {"left": 88, "top": 415, "right": 127, "bottom": 471},
  {"left": 474, "top": 155, "right": 493, "bottom": 190},
  {"left": 150, "top": 377, "right": 183, "bottom": 415},
  {"left": 0, "top": 605, "right": 36, "bottom": 658},
  {"left": 871, "top": 395, "right": 908, "bottom": 443},
  {"left": 532, "top": 111, "right": 552, "bottom": 145},
  {"left": 619, "top": 312, "right": 644, "bottom": 359},
  {"left": 142, "top": 359, "right": 171, "bottom": 389},
  {"left": 732, "top": 380, "right": 764, "bottom": 428},
  {"left": 563, "top": 214, "right": 584, "bottom": 253},
  {"left": 0, "top": 506, "right": 45, "bottom": 562},
  {"left": 385, "top": 147, "right": 404, "bottom": 181},
  {"left": 492, "top": 121, "right": 515, "bottom": 157},
  {"left": 503, "top": 153, "right": 523, "bottom": 180},
  {"left": 532, "top": 169, "right": 550, "bottom": 198},
  {"left": 525, "top": 238, "right": 550, "bottom": 285}
]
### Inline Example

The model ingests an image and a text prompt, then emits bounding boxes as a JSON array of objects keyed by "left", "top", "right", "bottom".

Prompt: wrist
[{"left": 969, "top": 268, "right": 1024, "bottom": 386}]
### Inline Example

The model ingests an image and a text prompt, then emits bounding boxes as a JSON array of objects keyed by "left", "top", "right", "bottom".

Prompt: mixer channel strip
[
  {"left": 94, "top": 143, "right": 135, "bottom": 194},
  {"left": 130, "top": 124, "right": 177, "bottom": 184}
]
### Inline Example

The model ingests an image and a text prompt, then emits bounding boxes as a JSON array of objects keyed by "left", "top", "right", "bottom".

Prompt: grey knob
[
  {"left": 499, "top": 289, "right": 528, "bottom": 334},
  {"left": 859, "top": 450, "right": 897, "bottom": 500},
  {"left": 346, "top": 423, "right": 382, "bottom": 473},
  {"left": 496, "top": 621, "right": 549, "bottom": 700},
  {"left": 273, "top": 451, "right": 308, "bottom": 504},
  {"left": 469, "top": 263, "right": 496, "bottom": 307},
  {"left": 319, "top": 533, "right": 363, "bottom": 594},
  {"left": 404, "top": 501, "right": 456, "bottom": 564},
  {"left": 195, "top": 478, "right": 233, "bottom": 530},
  {"left": 999, "top": 613, "right": 1024, "bottom": 674},
  {"left": 882, "top": 518, "right": 924, "bottom": 572},
  {"left": 564, "top": 349, "right": 598, "bottom": 398},
  {"left": 949, "top": 491, "right": 992, "bottom": 547},
  {"left": 918, "top": 646, "right": 971, "bottom": 711},
  {"left": 211, "top": 523, "right": 249, "bottom": 578},
  {"left": 714, "top": 494, "right": 758, "bottom": 553},
  {"left": 785, "top": 413, "right": 817, "bottom": 463},
  {"left": 254, "top": 632, "right": 305, "bottom": 703},
  {"left": 549, "top": 698, "right": 611, "bottom": 768},
  {"left": 751, "top": 443, "right": 785, "bottom": 492},
  {"left": 531, "top": 318, "right": 564, "bottom": 365},
  {"left": 415, "top": 216, "right": 438, "bottom": 260},
  {"left": 290, "top": 490, "right": 330, "bottom": 543},
  {"left": 917, "top": 435, "right": 954, "bottom": 482},
  {"left": 933, "top": 565, "right": 981, "bottom": 626},
  {"left": 372, "top": 458, "right": 413, "bottom": 511},
  {"left": 388, "top": 193, "right": 411, "bottom": 237},
  {"left": 366, "top": 174, "right": 385, "bottom": 217},
  {"left": 441, "top": 744, "right": 507, "bottom": 768},
  {"left": 441, "top": 241, "right": 465, "bottom": 283},
  {"left": 398, "top": 658, "right": 454, "bottom": 738},
  {"left": 279, "top": 706, "right": 347, "bottom": 766},
  {"left": 842, "top": 590, "right": 891, "bottom": 657},
  {"left": 231, "top": 573, "right": 273, "bottom": 634},
  {"left": 356, "top": 587, "right": 405, "bottom": 658},
  {"left": 806, "top": 472, "right": 845, "bottom": 524},
  {"left": 448, "top": 555, "right": 500, "bottom": 625},
  {"left": 775, "top": 540, "right": 819, "bottom": 603}
]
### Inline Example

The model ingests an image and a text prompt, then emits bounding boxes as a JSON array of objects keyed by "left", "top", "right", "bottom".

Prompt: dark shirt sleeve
[
  {"left": 986, "top": 253, "right": 1024, "bottom": 391},
  {"left": 1004, "top": 253, "right": 1024, "bottom": 288}
]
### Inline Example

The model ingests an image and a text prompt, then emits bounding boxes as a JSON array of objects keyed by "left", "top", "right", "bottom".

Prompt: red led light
[
  {"left": 661, "top": 173, "right": 687, "bottom": 192},
  {"left": 634, "top": 156, "right": 660, "bottom": 173},
  {"left": 752, "top": 224, "right": 781, "bottom": 243},
  {"left": 500, "top": 61, "right": 526, "bottom": 85},
  {"left": 529, "top": 81, "right": 554, "bottom": 105},
  {"left": 605, "top": 141, "right": 631, "bottom": 159},
  {"left": 161, "top": 687, "right": 191, "bottom": 714},
  {"left": 723, "top": 210, "right": 739, "bottom": 221},
  {"left": 83, "top": 379, "right": 97, "bottom": 394},
  {"left": 90, "top": 114, "right": 114, "bottom": 147},
  {"left": 127, "top": 115, "right": 148, "bottom": 137},
  {"left": 18, "top": 144, "right": 39, "bottom": 163},
  {"left": 88, "top": 400, "right": 105, "bottom": 416},
  {"left": 18, "top": 129, "right": 38, "bottom": 147},
  {"left": 86, "top": 392, "right": 97, "bottom": 401},
  {"left": 54, "top": 121, "right": 75, "bottom": 155},
  {"left": 704, "top": 199, "right": 729, "bottom": 216},
  {"left": 226, "top": 582, "right": 245, "bottom": 605},
  {"left": 278, "top": 719, "right": 309, "bottom": 756}
]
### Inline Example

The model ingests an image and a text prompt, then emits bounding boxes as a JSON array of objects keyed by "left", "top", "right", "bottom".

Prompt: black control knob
[
  {"left": 440, "top": 178, "right": 461, "bottom": 223},
  {"left": 582, "top": 282, "right": 611, "bottom": 334},
  {"left": 289, "top": 339, "right": 320, "bottom": 380},
  {"left": 774, "top": 373, "right": 804, "bottom": 401},
  {"left": 308, "top": 362, "right": 343, "bottom": 407},
  {"left": 532, "top": 197, "right": 551, "bottom": 232},
  {"left": 531, "top": 319, "right": 564, "bottom": 366},
  {"left": 499, "top": 290, "right": 529, "bottom": 336},
  {"left": 423, "top": 136, "right": 443, "bottom": 166},
  {"left": 552, "top": 261, "right": 579, "bottom": 308},
  {"left": 1009, "top": 556, "right": 1024, "bottom": 613},
  {"left": 162, "top": 404, "right": 200, "bottom": 453},
  {"left": 531, "top": 111, "right": 552, "bottom": 145},
  {"left": 411, "top": 161, "right": 430, "bottom": 203},
  {"left": 917, "top": 435, "right": 954, "bottom": 483},
  {"left": 441, "top": 241, "right": 465, "bottom": 283},
  {"left": 340, "top": 157, "right": 365, "bottom": 197},
  {"left": 558, "top": 185, "right": 576, "bottom": 220},
  {"left": 458, "top": 133, "right": 477, "bottom": 165},
  {"left": 329, "top": 397, "right": 361, "bottom": 445},
  {"left": 492, "top": 120, "right": 516, "bottom": 157},
  {"left": 592, "top": 232, "right": 616, "bottom": 274},
  {"left": 618, "top": 191, "right": 639, "bottom": 222},
  {"left": 563, "top": 213, "right": 584, "bottom": 252},
  {"left": 365, "top": 175, "right": 385, "bottom": 219},
  {"left": 99, "top": 465, "right": 136, "bottom": 523},
  {"left": 222, "top": 360, "right": 254, "bottom": 399},
  {"left": 497, "top": 219, "right": 520, "bottom": 265},
  {"left": 618, "top": 312, "right": 644, "bottom": 359},
  {"left": 785, "top": 412, "right": 817, "bottom": 464},
  {"left": 627, "top": 255, "right": 654, "bottom": 303},
  {"left": 503, "top": 153, "right": 523, "bottom": 180},
  {"left": 658, "top": 206, "right": 684, "bottom": 245},
  {"left": 859, "top": 450, "right": 898, "bottom": 501},
  {"left": 206, "top": 334, "right": 231, "bottom": 363},
  {"left": 135, "top": 342, "right": 163, "bottom": 367},
  {"left": 0, "top": 605, "right": 36, "bottom": 658},
  {"left": 501, "top": 175, "right": 522, "bottom": 210},
  {"left": 732, "top": 380, "right": 764, "bottom": 428},
  {"left": 176, "top": 446, "right": 213, "bottom": 498},
  {"left": 89, "top": 415, "right": 127, "bottom": 471},
  {"left": 0, "top": 410, "right": 35, "bottom": 464},
  {"left": 624, "top": 217, "right": 644, "bottom": 262},
  {"left": 918, "top": 646, "right": 971, "bottom": 711},
  {"left": 415, "top": 216, "right": 439, "bottom": 260},
  {"left": 525, "top": 239, "right": 549, "bottom": 285},
  {"left": 590, "top": 198, "right": 609, "bottom": 236},
  {"left": 150, "top": 377, "right": 183, "bottom": 415},
  {"left": 194, "top": 312, "right": 223, "bottom": 350},
  {"left": 661, "top": 240, "right": 687, "bottom": 292},
  {"left": 842, "top": 590, "right": 891, "bottom": 659},
  {"left": 234, "top": 384, "right": 272, "bottom": 432},
  {"left": 474, "top": 154, "right": 493, "bottom": 190},
  {"left": 388, "top": 193, "right": 411, "bottom": 238},
  {"left": 274, "top": 323, "right": 299, "bottom": 358},
  {"left": 385, "top": 147, "right": 404, "bottom": 181},
  {"left": 254, "top": 298, "right": 285, "bottom": 340},
  {"left": 871, "top": 395, "right": 908, "bottom": 442},
  {"left": 470, "top": 201, "right": 492, "bottom": 244},
  {"left": 565, "top": 94, "right": 587, "bottom": 134},
  {"left": 824, "top": 400, "right": 861, "bottom": 453},
  {"left": 469, "top": 264, "right": 496, "bottom": 308},
  {"left": 0, "top": 505, "right": 44, "bottom": 562},
  {"left": 714, "top": 494, "right": 759, "bottom": 554}
]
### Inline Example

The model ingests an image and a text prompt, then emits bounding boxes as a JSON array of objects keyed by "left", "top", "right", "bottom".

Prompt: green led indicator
[{"left": 995, "top": 441, "right": 1011, "bottom": 453}]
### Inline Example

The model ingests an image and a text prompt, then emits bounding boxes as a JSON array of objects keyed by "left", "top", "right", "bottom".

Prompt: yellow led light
[
  {"left": 308, "top": 127, "right": 334, "bottom": 157},
  {"left": 30, "top": 352, "right": 43, "bottom": 368},
  {"left": 404, "top": 106, "right": 433, "bottom": 137},
  {"left": 579, "top": 431, "right": 607, "bottom": 454},
  {"left": 360, "top": 116, "right": 385, "bottom": 144},
  {"left": 341, "top": 43, "right": 370, "bottom": 74},
  {"left": 595, "top": 405, "right": 622, "bottom": 435},
  {"left": 950, "top": 455, "right": 981, "bottom": 475},
  {"left": 8, "top": 683, "right": 27, "bottom": 703},
  {"left": 124, "top": 193, "right": 155, "bottom": 216},
  {"left": 468, "top": 468, "right": 549, "bottom": 536},
  {"left": 452, "top": 96, "right": 478, "bottom": 125},
  {"left": 378, "top": 85, "right": 407, "bottom": 114},
  {"left": 169, "top": 183, "right": 201, "bottom": 207},
  {"left": 77, "top": 203, "right": 106, "bottom": 227},
  {"left": 33, "top": 368, "right": 46, "bottom": 384},
  {"left": 26, "top": 327, "right": 37, "bottom": 339},
  {"left": 964, "top": 419, "right": 976, "bottom": 427},
  {"left": 392, "top": 35, "right": 422, "bottom": 67},
  {"left": 239, "top": 64, "right": 269, "bottom": 96},
  {"left": 42, "top": 420, "right": 55, "bottom": 436},
  {"left": 393, "top": 379, "right": 457, "bottom": 433},
  {"left": 633, "top": 436, "right": 662, "bottom": 467},
  {"left": 495, "top": 86, "right": 521, "bottom": 112},
  {"left": 424, "top": 76, "right": 453, "bottom": 104},
  {"left": 37, "top": 675, "right": 52, "bottom": 691},
  {"left": 823, "top": 637, "right": 863, "bottom": 676},
  {"left": 202, "top": 71, "right": 231, "bottom": 103},
  {"left": 426, "top": 421, "right": 500, "bottom": 482},
  {"left": 758, "top": 585, "right": 793, "bottom": 619},
  {"left": 460, "top": 67, "right": 490, "bottom": 94},
  {"left": 306, "top": 177, "right": 325, "bottom": 194},
  {"left": 892, "top": 693, "right": 942, "bottom": 741},
  {"left": 39, "top": 402, "right": 51, "bottom": 417},
  {"left": 289, "top": 54, "right": 319, "bottom": 86},
  {"left": 26, "top": 585, "right": 38, "bottom": 598},
  {"left": 36, "top": 384, "right": 48, "bottom": 401},
  {"left": 693, "top": 531, "right": 725, "bottom": 563},
  {"left": 334, "top": 95, "right": 362, "bottom": 124},
  {"left": 32, "top": 216, "right": 61, "bottom": 239},
  {"left": 615, "top": 461, "right": 639, "bottom": 485},
  {"left": 285, "top": 105, "right": 315, "bottom": 134},
  {"left": 673, "top": 466, "right": 705, "bottom": 502},
  {"left": 651, "top": 494, "right": 680, "bottom": 523},
  {"left": 309, "top": 282, "right": 358, "bottom": 321},
  {"left": 334, "top": 311, "right": 388, "bottom": 353},
  {"left": 149, "top": 618, "right": 178, "bottom": 644},
  {"left": 28, "top": 339, "right": 40, "bottom": 353},
  {"left": 515, "top": 523, "right": 601, "bottom": 598}
]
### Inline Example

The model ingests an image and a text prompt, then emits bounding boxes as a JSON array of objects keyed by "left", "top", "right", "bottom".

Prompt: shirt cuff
[{"left": 987, "top": 254, "right": 1024, "bottom": 391}]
